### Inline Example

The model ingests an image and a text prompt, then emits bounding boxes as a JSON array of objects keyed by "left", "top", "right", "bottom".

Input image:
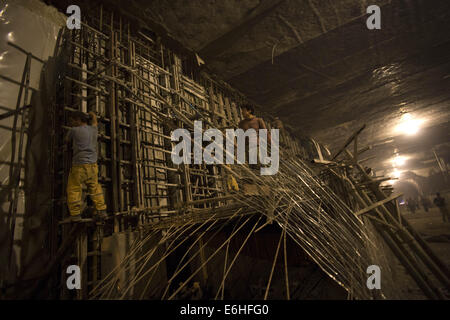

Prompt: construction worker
[
  {"left": 65, "top": 111, "right": 107, "bottom": 222},
  {"left": 272, "top": 116, "right": 286, "bottom": 145},
  {"left": 238, "top": 104, "right": 271, "bottom": 147},
  {"left": 420, "top": 196, "right": 431, "bottom": 213},
  {"left": 238, "top": 103, "right": 271, "bottom": 197},
  {"left": 433, "top": 192, "right": 449, "bottom": 222}
]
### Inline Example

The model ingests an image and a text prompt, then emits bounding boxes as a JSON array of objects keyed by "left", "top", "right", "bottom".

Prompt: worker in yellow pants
[
  {"left": 67, "top": 163, "right": 107, "bottom": 216},
  {"left": 227, "top": 171, "right": 239, "bottom": 192},
  {"left": 65, "top": 111, "right": 107, "bottom": 222}
]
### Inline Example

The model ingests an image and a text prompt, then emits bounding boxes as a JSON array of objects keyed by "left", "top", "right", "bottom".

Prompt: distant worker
[
  {"left": 420, "top": 196, "right": 431, "bottom": 213},
  {"left": 272, "top": 117, "right": 283, "bottom": 129},
  {"left": 433, "top": 192, "right": 449, "bottom": 222},
  {"left": 65, "top": 111, "right": 107, "bottom": 222},
  {"left": 406, "top": 197, "right": 417, "bottom": 214},
  {"left": 272, "top": 116, "right": 286, "bottom": 144}
]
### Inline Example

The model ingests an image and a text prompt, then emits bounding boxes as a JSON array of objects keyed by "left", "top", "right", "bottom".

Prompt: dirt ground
[{"left": 393, "top": 205, "right": 450, "bottom": 299}]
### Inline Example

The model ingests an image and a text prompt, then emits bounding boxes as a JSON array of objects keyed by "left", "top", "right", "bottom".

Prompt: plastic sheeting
[{"left": 0, "top": 0, "right": 64, "bottom": 285}]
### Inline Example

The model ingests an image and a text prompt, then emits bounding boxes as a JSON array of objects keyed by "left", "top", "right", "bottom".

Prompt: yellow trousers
[
  {"left": 227, "top": 174, "right": 239, "bottom": 192},
  {"left": 67, "top": 163, "right": 106, "bottom": 216}
]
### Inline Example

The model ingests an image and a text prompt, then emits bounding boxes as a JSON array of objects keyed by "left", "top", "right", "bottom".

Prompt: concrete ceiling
[{"left": 44, "top": 0, "right": 450, "bottom": 180}]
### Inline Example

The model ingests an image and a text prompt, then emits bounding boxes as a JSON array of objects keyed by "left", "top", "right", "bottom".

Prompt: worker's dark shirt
[{"left": 67, "top": 125, "right": 98, "bottom": 164}]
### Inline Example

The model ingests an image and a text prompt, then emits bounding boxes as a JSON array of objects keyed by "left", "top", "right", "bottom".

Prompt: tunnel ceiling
[{"left": 44, "top": 0, "right": 450, "bottom": 177}]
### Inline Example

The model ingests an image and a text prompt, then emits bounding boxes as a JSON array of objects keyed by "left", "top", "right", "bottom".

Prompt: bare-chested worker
[
  {"left": 237, "top": 103, "right": 271, "bottom": 172},
  {"left": 238, "top": 103, "right": 271, "bottom": 145},
  {"left": 237, "top": 104, "right": 272, "bottom": 202}
]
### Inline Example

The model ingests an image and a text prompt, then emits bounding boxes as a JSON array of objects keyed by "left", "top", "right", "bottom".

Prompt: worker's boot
[{"left": 94, "top": 210, "right": 108, "bottom": 222}]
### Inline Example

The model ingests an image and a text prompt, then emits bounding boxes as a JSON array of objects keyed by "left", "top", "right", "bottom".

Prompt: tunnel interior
[{"left": 0, "top": 0, "right": 449, "bottom": 301}]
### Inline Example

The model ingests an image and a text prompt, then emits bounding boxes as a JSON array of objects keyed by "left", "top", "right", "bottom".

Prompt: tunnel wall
[{"left": 0, "top": 0, "right": 65, "bottom": 290}]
